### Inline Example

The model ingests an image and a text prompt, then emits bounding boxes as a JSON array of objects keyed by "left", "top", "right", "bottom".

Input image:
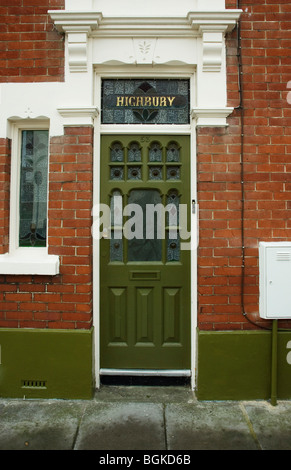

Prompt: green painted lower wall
[
  {"left": 0, "top": 328, "right": 94, "bottom": 399},
  {"left": 197, "top": 328, "right": 291, "bottom": 401},
  {"left": 2, "top": 326, "right": 291, "bottom": 401}
]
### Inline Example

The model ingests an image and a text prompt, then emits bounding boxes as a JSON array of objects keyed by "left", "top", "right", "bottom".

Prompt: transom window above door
[{"left": 101, "top": 79, "right": 190, "bottom": 125}]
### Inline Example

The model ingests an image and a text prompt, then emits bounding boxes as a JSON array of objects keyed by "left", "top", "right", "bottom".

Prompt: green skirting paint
[
  {"left": 197, "top": 329, "right": 291, "bottom": 401},
  {"left": 2, "top": 327, "right": 291, "bottom": 401},
  {"left": 0, "top": 328, "right": 94, "bottom": 399}
]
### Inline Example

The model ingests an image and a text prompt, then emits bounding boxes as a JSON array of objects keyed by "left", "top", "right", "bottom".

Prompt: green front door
[{"left": 100, "top": 135, "right": 191, "bottom": 371}]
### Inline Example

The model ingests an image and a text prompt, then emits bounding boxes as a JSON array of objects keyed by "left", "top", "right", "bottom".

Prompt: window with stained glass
[
  {"left": 106, "top": 136, "right": 186, "bottom": 264},
  {"left": 127, "top": 189, "right": 162, "bottom": 262},
  {"left": 19, "top": 130, "right": 49, "bottom": 247},
  {"left": 166, "top": 191, "right": 180, "bottom": 262},
  {"left": 110, "top": 190, "right": 123, "bottom": 262},
  {"left": 101, "top": 79, "right": 190, "bottom": 125}
]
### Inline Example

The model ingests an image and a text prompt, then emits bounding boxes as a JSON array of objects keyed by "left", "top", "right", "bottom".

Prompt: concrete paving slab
[
  {"left": 243, "top": 401, "right": 291, "bottom": 451},
  {"left": 75, "top": 402, "right": 165, "bottom": 450},
  {"left": 0, "top": 388, "right": 291, "bottom": 451},
  {"left": 0, "top": 400, "right": 85, "bottom": 450},
  {"left": 165, "top": 402, "right": 260, "bottom": 450}
]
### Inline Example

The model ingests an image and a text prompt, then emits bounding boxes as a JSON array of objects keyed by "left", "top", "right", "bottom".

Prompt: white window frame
[
  {"left": 0, "top": 121, "right": 59, "bottom": 275},
  {"left": 93, "top": 68, "right": 198, "bottom": 390}
]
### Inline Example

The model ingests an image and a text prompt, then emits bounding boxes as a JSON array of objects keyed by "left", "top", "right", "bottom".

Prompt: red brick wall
[
  {"left": 0, "top": 127, "right": 93, "bottom": 330},
  {"left": 0, "top": 139, "right": 11, "bottom": 255},
  {"left": 197, "top": 0, "right": 291, "bottom": 331},
  {"left": 1, "top": 1, "right": 291, "bottom": 332},
  {"left": 0, "top": 0, "right": 65, "bottom": 83}
]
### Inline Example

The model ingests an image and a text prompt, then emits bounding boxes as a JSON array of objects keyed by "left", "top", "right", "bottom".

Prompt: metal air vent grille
[{"left": 21, "top": 380, "right": 47, "bottom": 389}]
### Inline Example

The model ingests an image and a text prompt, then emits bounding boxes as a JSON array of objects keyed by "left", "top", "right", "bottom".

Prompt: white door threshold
[{"left": 100, "top": 369, "right": 191, "bottom": 377}]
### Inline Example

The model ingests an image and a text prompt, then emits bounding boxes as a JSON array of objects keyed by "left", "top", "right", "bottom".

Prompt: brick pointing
[
  {"left": 197, "top": 1, "right": 291, "bottom": 331},
  {"left": 1, "top": 1, "right": 291, "bottom": 332},
  {"left": 0, "top": 139, "right": 11, "bottom": 255},
  {"left": 0, "top": 0, "right": 65, "bottom": 83},
  {"left": 0, "top": 128, "right": 93, "bottom": 330}
]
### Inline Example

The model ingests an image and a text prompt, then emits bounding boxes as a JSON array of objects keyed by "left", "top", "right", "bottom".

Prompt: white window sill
[{"left": 0, "top": 249, "right": 60, "bottom": 275}]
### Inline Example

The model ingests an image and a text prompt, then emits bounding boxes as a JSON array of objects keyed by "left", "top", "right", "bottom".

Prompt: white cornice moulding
[
  {"left": 49, "top": 11, "right": 102, "bottom": 72},
  {"left": 191, "top": 107, "right": 234, "bottom": 127},
  {"left": 49, "top": 9, "right": 242, "bottom": 70},
  {"left": 187, "top": 10, "right": 242, "bottom": 33},
  {"left": 48, "top": 11, "right": 103, "bottom": 32},
  {"left": 93, "top": 17, "right": 195, "bottom": 38},
  {"left": 57, "top": 106, "right": 99, "bottom": 127},
  {"left": 49, "top": 9, "right": 242, "bottom": 38}
]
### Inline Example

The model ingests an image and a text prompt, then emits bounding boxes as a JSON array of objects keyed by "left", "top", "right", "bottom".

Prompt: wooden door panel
[
  {"left": 135, "top": 287, "right": 154, "bottom": 345},
  {"left": 100, "top": 135, "right": 191, "bottom": 370},
  {"left": 108, "top": 287, "right": 127, "bottom": 345},
  {"left": 163, "top": 287, "right": 181, "bottom": 345}
]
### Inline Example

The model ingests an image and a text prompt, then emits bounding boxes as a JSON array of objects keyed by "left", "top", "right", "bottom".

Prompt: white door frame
[{"left": 92, "top": 67, "right": 198, "bottom": 390}]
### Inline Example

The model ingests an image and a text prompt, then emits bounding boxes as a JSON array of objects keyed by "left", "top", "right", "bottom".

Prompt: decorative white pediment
[
  {"left": 49, "top": 8, "right": 240, "bottom": 71},
  {"left": 49, "top": 5, "right": 242, "bottom": 127}
]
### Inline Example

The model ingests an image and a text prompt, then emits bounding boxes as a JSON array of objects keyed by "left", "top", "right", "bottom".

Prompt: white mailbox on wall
[{"left": 259, "top": 242, "right": 291, "bottom": 319}]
